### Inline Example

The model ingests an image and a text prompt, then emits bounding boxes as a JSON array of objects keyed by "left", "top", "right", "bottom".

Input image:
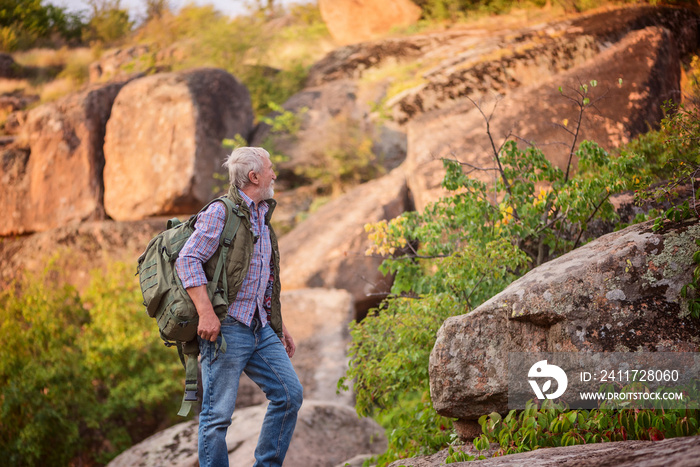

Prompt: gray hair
[{"left": 223, "top": 147, "right": 271, "bottom": 189}]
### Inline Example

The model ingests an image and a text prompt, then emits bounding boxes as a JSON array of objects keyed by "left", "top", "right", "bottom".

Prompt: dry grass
[{"left": 8, "top": 47, "right": 94, "bottom": 103}]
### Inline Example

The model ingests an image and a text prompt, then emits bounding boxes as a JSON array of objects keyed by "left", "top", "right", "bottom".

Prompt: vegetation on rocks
[{"left": 342, "top": 78, "right": 700, "bottom": 463}]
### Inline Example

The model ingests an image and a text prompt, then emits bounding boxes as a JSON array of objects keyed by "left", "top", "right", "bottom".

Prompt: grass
[{"left": 9, "top": 46, "right": 94, "bottom": 102}]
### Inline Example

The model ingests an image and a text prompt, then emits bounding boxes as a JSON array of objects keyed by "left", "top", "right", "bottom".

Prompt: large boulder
[
  {"left": 319, "top": 0, "right": 421, "bottom": 45},
  {"left": 107, "top": 400, "right": 387, "bottom": 467},
  {"left": 279, "top": 168, "right": 413, "bottom": 318},
  {"left": 429, "top": 218, "right": 700, "bottom": 425},
  {"left": 103, "top": 68, "right": 254, "bottom": 221},
  {"left": 0, "top": 80, "right": 130, "bottom": 236},
  {"left": 405, "top": 24, "right": 685, "bottom": 211}
]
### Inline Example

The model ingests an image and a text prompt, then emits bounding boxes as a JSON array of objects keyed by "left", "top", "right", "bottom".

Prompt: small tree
[{"left": 85, "top": 0, "right": 132, "bottom": 44}]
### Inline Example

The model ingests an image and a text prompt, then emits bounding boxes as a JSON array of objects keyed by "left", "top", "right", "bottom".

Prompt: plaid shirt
[{"left": 175, "top": 190, "right": 273, "bottom": 328}]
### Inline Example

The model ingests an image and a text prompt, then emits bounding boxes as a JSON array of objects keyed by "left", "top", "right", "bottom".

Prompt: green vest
[{"left": 202, "top": 189, "right": 284, "bottom": 340}]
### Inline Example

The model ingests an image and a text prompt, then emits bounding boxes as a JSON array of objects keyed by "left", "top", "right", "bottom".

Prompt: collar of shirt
[{"left": 238, "top": 188, "right": 269, "bottom": 217}]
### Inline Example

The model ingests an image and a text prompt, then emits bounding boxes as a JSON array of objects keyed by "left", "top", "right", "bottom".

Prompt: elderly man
[{"left": 175, "top": 147, "right": 303, "bottom": 467}]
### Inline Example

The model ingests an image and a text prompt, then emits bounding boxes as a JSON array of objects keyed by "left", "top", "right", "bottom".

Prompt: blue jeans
[{"left": 198, "top": 316, "right": 303, "bottom": 467}]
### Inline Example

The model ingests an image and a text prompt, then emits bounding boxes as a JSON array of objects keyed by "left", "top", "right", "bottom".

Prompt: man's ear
[{"left": 248, "top": 170, "right": 258, "bottom": 185}]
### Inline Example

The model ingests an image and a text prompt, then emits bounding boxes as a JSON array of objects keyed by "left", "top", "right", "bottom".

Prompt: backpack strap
[
  {"left": 205, "top": 197, "right": 241, "bottom": 302},
  {"left": 177, "top": 196, "right": 241, "bottom": 417}
]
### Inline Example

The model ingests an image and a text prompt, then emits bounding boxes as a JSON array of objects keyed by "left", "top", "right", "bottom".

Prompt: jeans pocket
[{"left": 220, "top": 315, "right": 237, "bottom": 327}]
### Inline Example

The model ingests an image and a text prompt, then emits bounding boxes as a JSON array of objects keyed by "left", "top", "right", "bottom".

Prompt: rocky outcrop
[
  {"left": 103, "top": 68, "right": 254, "bottom": 221},
  {"left": 318, "top": 0, "right": 421, "bottom": 45},
  {"left": 392, "top": 435, "right": 700, "bottom": 467},
  {"left": 0, "top": 79, "right": 131, "bottom": 236},
  {"left": 0, "top": 217, "right": 165, "bottom": 290},
  {"left": 390, "top": 6, "right": 698, "bottom": 125},
  {"left": 279, "top": 168, "right": 413, "bottom": 319},
  {"left": 88, "top": 45, "right": 151, "bottom": 82},
  {"left": 405, "top": 24, "right": 685, "bottom": 211},
  {"left": 305, "top": 31, "right": 470, "bottom": 87},
  {"left": 107, "top": 401, "right": 387, "bottom": 467},
  {"left": 251, "top": 78, "right": 407, "bottom": 190},
  {"left": 429, "top": 218, "right": 700, "bottom": 424}
]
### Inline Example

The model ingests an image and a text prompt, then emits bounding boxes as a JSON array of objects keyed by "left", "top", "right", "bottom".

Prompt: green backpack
[{"left": 137, "top": 196, "right": 241, "bottom": 416}]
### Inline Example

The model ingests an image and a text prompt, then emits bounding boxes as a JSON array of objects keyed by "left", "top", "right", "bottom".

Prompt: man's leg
[
  {"left": 245, "top": 323, "right": 303, "bottom": 467},
  {"left": 198, "top": 317, "right": 254, "bottom": 467}
]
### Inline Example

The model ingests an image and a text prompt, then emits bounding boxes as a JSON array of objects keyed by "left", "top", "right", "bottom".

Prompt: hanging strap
[{"left": 177, "top": 197, "right": 240, "bottom": 417}]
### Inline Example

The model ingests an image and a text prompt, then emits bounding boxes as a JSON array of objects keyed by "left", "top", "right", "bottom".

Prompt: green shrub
[
  {"left": 476, "top": 400, "right": 700, "bottom": 456},
  {"left": 84, "top": 0, "right": 133, "bottom": 45},
  {"left": 0, "top": 261, "right": 182, "bottom": 466},
  {"left": 0, "top": 0, "right": 84, "bottom": 51}
]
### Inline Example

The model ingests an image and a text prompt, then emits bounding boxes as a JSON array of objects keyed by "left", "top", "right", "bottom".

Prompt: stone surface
[
  {"left": 89, "top": 45, "right": 151, "bottom": 82},
  {"left": 391, "top": 6, "right": 698, "bottom": 125},
  {"left": 429, "top": 219, "right": 700, "bottom": 422},
  {"left": 107, "top": 400, "right": 387, "bottom": 467},
  {"left": 405, "top": 24, "right": 685, "bottom": 211},
  {"left": 278, "top": 168, "right": 413, "bottom": 318},
  {"left": 0, "top": 80, "right": 130, "bottom": 236},
  {"left": 103, "top": 68, "right": 253, "bottom": 221},
  {"left": 319, "top": 0, "right": 421, "bottom": 45},
  {"left": 392, "top": 435, "right": 700, "bottom": 467},
  {"left": 0, "top": 217, "right": 165, "bottom": 291},
  {"left": 251, "top": 78, "right": 407, "bottom": 194}
]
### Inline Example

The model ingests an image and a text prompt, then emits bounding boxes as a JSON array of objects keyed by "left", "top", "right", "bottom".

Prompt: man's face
[{"left": 258, "top": 157, "right": 276, "bottom": 199}]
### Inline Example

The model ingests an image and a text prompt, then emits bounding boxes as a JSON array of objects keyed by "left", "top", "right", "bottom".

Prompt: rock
[
  {"left": 306, "top": 32, "right": 465, "bottom": 87},
  {"left": 236, "top": 288, "right": 355, "bottom": 408},
  {"left": 88, "top": 45, "right": 151, "bottom": 82},
  {"left": 279, "top": 168, "right": 414, "bottom": 319},
  {"left": 390, "top": 6, "right": 698, "bottom": 126},
  {"left": 405, "top": 25, "right": 685, "bottom": 211},
  {"left": 319, "top": 0, "right": 421, "bottom": 45},
  {"left": 0, "top": 91, "right": 39, "bottom": 115},
  {"left": 251, "top": 79, "right": 407, "bottom": 193},
  {"left": 0, "top": 217, "right": 165, "bottom": 291},
  {"left": 429, "top": 219, "right": 700, "bottom": 422},
  {"left": 107, "top": 400, "right": 387, "bottom": 467},
  {"left": 393, "top": 435, "right": 700, "bottom": 466},
  {"left": 0, "top": 80, "right": 130, "bottom": 236},
  {"left": 0, "top": 53, "right": 20, "bottom": 78},
  {"left": 103, "top": 68, "right": 254, "bottom": 221}
]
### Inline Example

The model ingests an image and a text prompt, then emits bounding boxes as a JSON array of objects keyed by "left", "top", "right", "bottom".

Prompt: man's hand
[
  {"left": 282, "top": 323, "right": 296, "bottom": 358},
  {"left": 186, "top": 285, "right": 219, "bottom": 342}
]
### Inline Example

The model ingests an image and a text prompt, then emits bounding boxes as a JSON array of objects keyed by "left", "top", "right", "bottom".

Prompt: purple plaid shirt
[{"left": 175, "top": 190, "right": 273, "bottom": 328}]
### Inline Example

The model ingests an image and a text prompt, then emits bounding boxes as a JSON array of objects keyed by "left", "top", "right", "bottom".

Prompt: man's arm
[
  {"left": 187, "top": 285, "right": 220, "bottom": 342},
  {"left": 175, "top": 202, "right": 227, "bottom": 342},
  {"left": 282, "top": 323, "right": 296, "bottom": 358}
]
